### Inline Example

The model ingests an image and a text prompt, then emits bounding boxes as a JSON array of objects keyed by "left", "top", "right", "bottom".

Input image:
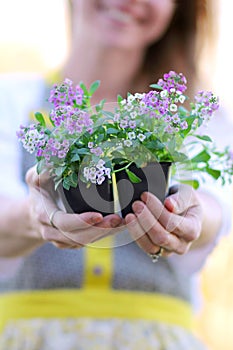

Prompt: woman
[{"left": 0, "top": 0, "right": 232, "bottom": 349}]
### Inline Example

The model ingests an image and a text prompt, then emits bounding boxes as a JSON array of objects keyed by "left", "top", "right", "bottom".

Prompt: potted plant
[{"left": 17, "top": 71, "right": 233, "bottom": 216}]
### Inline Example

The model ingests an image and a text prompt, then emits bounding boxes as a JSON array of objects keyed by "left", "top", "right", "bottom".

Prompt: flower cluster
[
  {"left": 83, "top": 160, "right": 111, "bottom": 185},
  {"left": 17, "top": 71, "right": 232, "bottom": 190}
]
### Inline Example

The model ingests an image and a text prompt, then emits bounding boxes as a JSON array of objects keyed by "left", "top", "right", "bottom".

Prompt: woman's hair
[
  {"left": 144, "top": 0, "right": 215, "bottom": 89},
  {"left": 67, "top": 0, "right": 215, "bottom": 91}
]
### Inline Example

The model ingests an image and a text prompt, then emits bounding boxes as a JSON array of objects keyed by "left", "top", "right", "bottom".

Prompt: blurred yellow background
[{"left": 0, "top": 0, "right": 232, "bottom": 349}]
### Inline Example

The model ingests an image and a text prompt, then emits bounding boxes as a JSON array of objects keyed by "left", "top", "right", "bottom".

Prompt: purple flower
[
  {"left": 180, "top": 121, "right": 188, "bottom": 130},
  {"left": 90, "top": 147, "right": 103, "bottom": 157},
  {"left": 157, "top": 71, "right": 187, "bottom": 94}
]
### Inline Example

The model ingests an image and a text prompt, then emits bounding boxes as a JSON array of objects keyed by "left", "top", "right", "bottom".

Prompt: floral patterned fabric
[{"left": 0, "top": 318, "right": 207, "bottom": 350}]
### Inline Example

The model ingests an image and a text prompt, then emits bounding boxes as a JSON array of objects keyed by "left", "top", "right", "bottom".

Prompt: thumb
[{"left": 164, "top": 184, "right": 194, "bottom": 214}]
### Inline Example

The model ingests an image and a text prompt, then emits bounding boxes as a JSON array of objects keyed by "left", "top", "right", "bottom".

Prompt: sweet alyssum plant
[{"left": 17, "top": 71, "right": 233, "bottom": 190}]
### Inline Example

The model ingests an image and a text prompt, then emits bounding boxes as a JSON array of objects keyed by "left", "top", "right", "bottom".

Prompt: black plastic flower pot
[
  {"left": 115, "top": 162, "right": 171, "bottom": 218},
  {"left": 59, "top": 178, "right": 114, "bottom": 217}
]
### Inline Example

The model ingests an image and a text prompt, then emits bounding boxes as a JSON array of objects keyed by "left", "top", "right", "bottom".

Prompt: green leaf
[
  {"left": 117, "top": 94, "right": 123, "bottom": 103},
  {"left": 96, "top": 133, "right": 105, "bottom": 143},
  {"left": 63, "top": 172, "right": 78, "bottom": 190},
  {"left": 194, "top": 135, "right": 212, "bottom": 142},
  {"left": 149, "top": 83, "right": 163, "bottom": 90},
  {"left": 35, "top": 112, "right": 46, "bottom": 127},
  {"left": 171, "top": 151, "right": 188, "bottom": 162},
  {"left": 102, "top": 111, "right": 114, "bottom": 118},
  {"left": 63, "top": 178, "right": 71, "bottom": 191},
  {"left": 36, "top": 159, "right": 45, "bottom": 174},
  {"left": 206, "top": 167, "right": 221, "bottom": 179},
  {"left": 89, "top": 80, "right": 100, "bottom": 95},
  {"left": 77, "top": 148, "right": 89, "bottom": 155},
  {"left": 71, "top": 153, "right": 80, "bottom": 162},
  {"left": 44, "top": 129, "right": 52, "bottom": 136},
  {"left": 125, "top": 169, "right": 142, "bottom": 183},
  {"left": 70, "top": 172, "right": 78, "bottom": 187},
  {"left": 54, "top": 177, "right": 63, "bottom": 191},
  {"left": 191, "top": 150, "right": 211, "bottom": 163},
  {"left": 145, "top": 140, "right": 164, "bottom": 150},
  {"left": 79, "top": 82, "right": 89, "bottom": 96},
  {"left": 178, "top": 106, "right": 189, "bottom": 115},
  {"left": 99, "top": 98, "right": 106, "bottom": 109},
  {"left": 106, "top": 128, "right": 119, "bottom": 134},
  {"left": 49, "top": 116, "right": 55, "bottom": 127},
  {"left": 178, "top": 179, "right": 200, "bottom": 189},
  {"left": 55, "top": 166, "right": 66, "bottom": 177}
]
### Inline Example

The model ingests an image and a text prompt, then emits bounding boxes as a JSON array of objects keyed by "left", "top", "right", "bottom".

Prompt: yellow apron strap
[
  {"left": 83, "top": 173, "right": 119, "bottom": 290},
  {"left": 83, "top": 237, "right": 113, "bottom": 290}
]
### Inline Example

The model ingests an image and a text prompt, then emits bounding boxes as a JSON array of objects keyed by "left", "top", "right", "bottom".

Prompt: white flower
[
  {"left": 88, "top": 141, "right": 94, "bottom": 148},
  {"left": 160, "top": 90, "right": 168, "bottom": 98},
  {"left": 135, "top": 92, "right": 145, "bottom": 99},
  {"left": 128, "top": 131, "right": 136, "bottom": 140},
  {"left": 178, "top": 95, "right": 186, "bottom": 103},
  {"left": 120, "top": 99, "right": 127, "bottom": 106},
  {"left": 137, "top": 133, "right": 146, "bottom": 142},
  {"left": 125, "top": 104, "right": 134, "bottom": 112},
  {"left": 172, "top": 114, "right": 180, "bottom": 124},
  {"left": 105, "top": 167, "right": 111, "bottom": 179},
  {"left": 113, "top": 113, "right": 120, "bottom": 122},
  {"left": 64, "top": 78, "right": 72, "bottom": 86},
  {"left": 96, "top": 169, "right": 105, "bottom": 177},
  {"left": 170, "top": 88, "right": 176, "bottom": 93},
  {"left": 130, "top": 111, "right": 137, "bottom": 119},
  {"left": 170, "top": 103, "right": 178, "bottom": 112},
  {"left": 124, "top": 140, "right": 133, "bottom": 147},
  {"left": 89, "top": 167, "right": 96, "bottom": 175},
  {"left": 23, "top": 141, "right": 35, "bottom": 154},
  {"left": 83, "top": 167, "right": 89, "bottom": 178},
  {"left": 139, "top": 101, "right": 146, "bottom": 108},
  {"left": 127, "top": 94, "right": 135, "bottom": 103},
  {"left": 97, "top": 159, "right": 105, "bottom": 168},
  {"left": 120, "top": 120, "right": 128, "bottom": 128},
  {"left": 89, "top": 173, "right": 96, "bottom": 181},
  {"left": 129, "top": 120, "right": 136, "bottom": 129},
  {"left": 97, "top": 176, "right": 105, "bottom": 185}
]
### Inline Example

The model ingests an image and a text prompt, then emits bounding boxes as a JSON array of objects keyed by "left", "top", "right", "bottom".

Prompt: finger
[
  {"left": 44, "top": 210, "right": 104, "bottom": 230},
  {"left": 50, "top": 241, "right": 82, "bottom": 249},
  {"left": 141, "top": 192, "right": 202, "bottom": 243},
  {"left": 43, "top": 210, "right": 122, "bottom": 245},
  {"left": 63, "top": 215, "right": 121, "bottom": 245},
  {"left": 164, "top": 184, "right": 198, "bottom": 214},
  {"left": 132, "top": 200, "right": 188, "bottom": 253},
  {"left": 125, "top": 213, "right": 159, "bottom": 252},
  {"left": 26, "top": 166, "right": 53, "bottom": 193},
  {"left": 125, "top": 214, "right": 172, "bottom": 257},
  {"left": 125, "top": 213, "right": 147, "bottom": 241},
  {"left": 40, "top": 224, "right": 82, "bottom": 246}
]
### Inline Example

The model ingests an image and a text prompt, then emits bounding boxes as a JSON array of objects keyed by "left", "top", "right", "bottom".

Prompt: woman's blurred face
[{"left": 72, "top": 0, "right": 175, "bottom": 50}]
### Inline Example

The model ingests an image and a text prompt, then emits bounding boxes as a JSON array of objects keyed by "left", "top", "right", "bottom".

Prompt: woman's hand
[
  {"left": 125, "top": 184, "right": 203, "bottom": 257},
  {"left": 26, "top": 166, "right": 122, "bottom": 249}
]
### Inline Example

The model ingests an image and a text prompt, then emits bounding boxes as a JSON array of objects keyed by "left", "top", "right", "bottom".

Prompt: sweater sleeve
[
  {"left": 0, "top": 73, "right": 44, "bottom": 198},
  {"left": 170, "top": 108, "right": 233, "bottom": 274}
]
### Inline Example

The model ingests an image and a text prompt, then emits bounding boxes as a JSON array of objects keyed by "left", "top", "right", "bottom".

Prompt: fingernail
[
  {"left": 133, "top": 202, "right": 144, "bottom": 214},
  {"left": 169, "top": 198, "right": 178, "bottom": 211},
  {"left": 140, "top": 192, "right": 147, "bottom": 201},
  {"left": 92, "top": 215, "right": 103, "bottom": 224},
  {"left": 111, "top": 219, "right": 121, "bottom": 228}
]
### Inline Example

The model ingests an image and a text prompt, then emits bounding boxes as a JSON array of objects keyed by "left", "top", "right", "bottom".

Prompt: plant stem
[{"left": 113, "top": 161, "right": 133, "bottom": 173}]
